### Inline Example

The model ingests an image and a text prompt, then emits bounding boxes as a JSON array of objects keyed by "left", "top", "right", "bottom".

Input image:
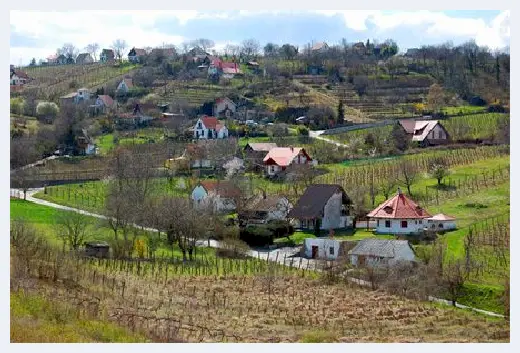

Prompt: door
[{"left": 311, "top": 246, "right": 318, "bottom": 259}]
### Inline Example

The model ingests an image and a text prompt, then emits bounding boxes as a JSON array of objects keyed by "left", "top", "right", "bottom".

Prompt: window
[
  {"left": 419, "top": 220, "right": 423, "bottom": 225},
  {"left": 432, "top": 130, "right": 435, "bottom": 139},
  {"left": 401, "top": 220, "right": 408, "bottom": 228},
  {"left": 377, "top": 220, "right": 380, "bottom": 227},
  {"left": 329, "top": 247, "right": 334, "bottom": 255},
  {"left": 439, "top": 223, "right": 444, "bottom": 229},
  {"left": 385, "top": 220, "right": 391, "bottom": 228}
]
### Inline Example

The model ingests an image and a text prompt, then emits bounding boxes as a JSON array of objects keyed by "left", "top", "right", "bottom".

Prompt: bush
[
  {"left": 297, "top": 126, "right": 309, "bottom": 136},
  {"left": 10, "top": 97, "right": 24, "bottom": 115},
  {"left": 36, "top": 101, "right": 59, "bottom": 124},
  {"left": 239, "top": 225, "right": 273, "bottom": 247}
]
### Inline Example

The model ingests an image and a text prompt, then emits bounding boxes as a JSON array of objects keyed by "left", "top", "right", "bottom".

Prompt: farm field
[
  {"left": 10, "top": 291, "right": 148, "bottom": 343},
  {"left": 11, "top": 239, "right": 510, "bottom": 343},
  {"left": 95, "top": 128, "right": 167, "bottom": 155},
  {"left": 327, "top": 113, "right": 509, "bottom": 145}
]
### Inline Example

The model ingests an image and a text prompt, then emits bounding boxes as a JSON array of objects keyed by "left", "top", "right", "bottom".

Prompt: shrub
[
  {"left": 239, "top": 225, "right": 273, "bottom": 247},
  {"left": 10, "top": 97, "right": 24, "bottom": 115},
  {"left": 297, "top": 126, "right": 309, "bottom": 136},
  {"left": 36, "top": 102, "right": 59, "bottom": 124}
]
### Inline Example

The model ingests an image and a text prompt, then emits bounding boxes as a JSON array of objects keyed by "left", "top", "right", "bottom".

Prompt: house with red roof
[
  {"left": 263, "top": 147, "right": 312, "bottom": 177},
  {"left": 116, "top": 77, "right": 134, "bottom": 95},
  {"left": 398, "top": 119, "right": 450, "bottom": 146},
  {"left": 10, "top": 69, "right": 31, "bottom": 86},
  {"left": 193, "top": 116, "right": 229, "bottom": 139},
  {"left": 367, "top": 188, "right": 432, "bottom": 235},
  {"left": 128, "top": 47, "right": 148, "bottom": 63},
  {"left": 208, "top": 57, "right": 242, "bottom": 78},
  {"left": 213, "top": 97, "right": 236, "bottom": 118},
  {"left": 94, "top": 95, "right": 115, "bottom": 114},
  {"left": 191, "top": 180, "right": 241, "bottom": 213}
]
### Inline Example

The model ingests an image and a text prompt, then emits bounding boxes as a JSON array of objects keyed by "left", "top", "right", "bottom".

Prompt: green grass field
[
  {"left": 95, "top": 128, "right": 166, "bottom": 155},
  {"left": 10, "top": 290, "right": 148, "bottom": 343},
  {"left": 276, "top": 228, "right": 394, "bottom": 245}
]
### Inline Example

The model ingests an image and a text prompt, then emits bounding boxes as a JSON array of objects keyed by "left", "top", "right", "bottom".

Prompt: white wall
[
  {"left": 427, "top": 220, "right": 456, "bottom": 231},
  {"left": 350, "top": 248, "right": 416, "bottom": 267},
  {"left": 322, "top": 192, "right": 342, "bottom": 229},
  {"left": 373, "top": 218, "right": 426, "bottom": 234},
  {"left": 265, "top": 165, "right": 281, "bottom": 176},
  {"left": 191, "top": 186, "right": 235, "bottom": 213},
  {"left": 427, "top": 124, "right": 448, "bottom": 140},
  {"left": 217, "top": 126, "right": 229, "bottom": 139},
  {"left": 214, "top": 100, "right": 236, "bottom": 116},
  {"left": 117, "top": 81, "right": 128, "bottom": 93},
  {"left": 304, "top": 238, "right": 339, "bottom": 260}
]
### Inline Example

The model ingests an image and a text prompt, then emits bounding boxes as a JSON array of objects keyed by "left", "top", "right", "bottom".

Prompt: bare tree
[
  {"left": 397, "top": 161, "right": 419, "bottom": 196},
  {"left": 191, "top": 38, "right": 215, "bottom": 52},
  {"left": 60, "top": 43, "right": 79, "bottom": 62},
  {"left": 56, "top": 211, "right": 90, "bottom": 250},
  {"left": 85, "top": 43, "right": 100, "bottom": 61},
  {"left": 379, "top": 176, "right": 397, "bottom": 200},
  {"left": 241, "top": 39, "right": 260, "bottom": 58},
  {"left": 104, "top": 184, "right": 133, "bottom": 258},
  {"left": 111, "top": 39, "right": 128, "bottom": 62}
]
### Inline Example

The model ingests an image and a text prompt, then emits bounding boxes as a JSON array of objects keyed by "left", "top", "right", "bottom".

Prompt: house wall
[
  {"left": 427, "top": 220, "right": 456, "bottom": 231},
  {"left": 192, "top": 159, "right": 212, "bottom": 168},
  {"left": 265, "top": 165, "right": 282, "bottom": 176},
  {"left": 304, "top": 238, "right": 340, "bottom": 260},
  {"left": 117, "top": 81, "right": 128, "bottom": 93},
  {"left": 322, "top": 192, "right": 342, "bottom": 229},
  {"left": 191, "top": 186, "right": 235, "bottom": 213},
  {"left": 214, "top": 100, "right": 236, "bottom": 116},
  {"left": 350, "top": 247, "right": 416, "bottom": 267},
  {"left": 373, "top": 218, "right": 426, "bottom": 234},
  {"left": 427, "top": 124, "right": 448, "bottom": 141},
  {"left": 191, "top": 185, "right": 208, "bottom": 204},
  {"left": 217, "top": 126, "right": 229, "bottom": 139}
]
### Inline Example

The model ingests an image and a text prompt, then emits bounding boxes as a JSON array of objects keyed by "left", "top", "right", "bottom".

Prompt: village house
[
  {"left": 128, "top": 48, "right": 147, "bottom": 63},
  {"left": 348, "top": 239, "right": 416, "bottom": 268},
  {"left": 193, "top": 116, "right": 229, "bottom": 139},
  {"left": 426, "top": 213, "right": 457, "bottom": 231},
  {"left": 75, "top": 129, "right": 96, "bottom": 156},
  {"left": 288, "top": 184, "right": 353, "bottom": 231},
  {"left": 208, "top": 58, "right": 242, "bottom": 78},
  {"left": 113, "top": 103, "right": 155, "bottom": 129},
  {"left": 263, "top": 147, "right": 311, "bottom": 177},
  {"left": 243, "top": 142, "right": 278, "bottom": 171},
  {"left": 56, "top": 54, "right": 68, "bottom": 65},
  {"left": 303, "top": 238, "right": 340, "bottom": 260},
  {"left": 47, "top": 54, "right": 58, "bottom": 65},
  {"left": 191, "top": 180, "right": 241, "bottom": 213},
  {"left": 10, "top": 69, "right": 30, "bottom": 86},
  {"left": 100, "top": 49, "right": 115, "bottom": 63},
  {"left": 311, "top": 42, "right": 329, "bottom": 54},
  {"left": 213, "top": 97, "right": 237, "bottom": 118},
  {"left": 59, "top": 88, "right": 92, "bottom": 105},
  {"left": 398, "top": 119, "right": 450, "bottom": 146},
  {"left": 76, "top": 53, "right": 94, "bottom": 65},
  {"left": 150, "top": 47, "right": 176, "bottom": 60},
  {"left": 93, "top": 95, "right": 115, "bottom": 114},
  {"left": 240, "top": 195, "right": 292, "bottom": 224},
  {"left": 116, "top": 77, "right": 134, "bottom": 95},
  {"left": 367, "top": 188, "right": 432, "bottom": 235}
]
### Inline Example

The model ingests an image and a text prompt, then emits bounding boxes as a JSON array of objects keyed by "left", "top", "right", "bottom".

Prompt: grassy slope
[
  {"left": 10, "top": 199, "right": 214, "bottom": 259},
  {"left": 11, "top": 291, "right": 148, "bottom": 343}
]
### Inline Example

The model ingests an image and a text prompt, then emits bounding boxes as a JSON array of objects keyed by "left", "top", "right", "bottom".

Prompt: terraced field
[{"left": 22, "top": 63, "right": 140, "bottom": 100}]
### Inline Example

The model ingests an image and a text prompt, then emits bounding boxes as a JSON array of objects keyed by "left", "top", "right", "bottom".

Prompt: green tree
[
  {"left": 390, "top": 123, "right": 409, "bottom": 152},
  {"left": 430, "top": 160, "right": 449, "bottom": 186},
  {"left": 10, "top": 97, "right": 24, "bottom": 115},
  {"left": 29, "top": 58, "right": 36, "bottom": 66},
  {"left": 36, "top": 102, "right": 59, "bottom": 123},
  {"left": 337, "top": 100, "right": 345, "bottom": 124}
]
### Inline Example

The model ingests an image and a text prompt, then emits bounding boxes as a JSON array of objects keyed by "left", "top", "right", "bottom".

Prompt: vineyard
[
  {"left": 11, "top": 240, "right": 510, "bottom": 343},
  {"left": 22, "top": 63, "right": 140, "bottom": 101},
  {"left": 443, "top": 113, "right": 509, "bottom": 141}
]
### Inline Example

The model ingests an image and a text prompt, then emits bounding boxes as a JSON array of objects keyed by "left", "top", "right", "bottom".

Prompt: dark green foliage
[{"left": 391, "top": 123, "right": 409, "bottom": 152}]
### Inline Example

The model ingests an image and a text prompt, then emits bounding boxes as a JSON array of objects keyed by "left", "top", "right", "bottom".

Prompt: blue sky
[{"left": 10, "top": 10, "right": 510, "bottom": 65}]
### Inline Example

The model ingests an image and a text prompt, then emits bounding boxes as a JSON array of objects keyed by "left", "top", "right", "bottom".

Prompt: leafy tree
[
  {"left": 390, "top": 123, "right": 409, "bottom": 152},
  {"left": 430, "top": 160, "right": 449, "bottom": 186},
  {"left": 36, "top": 101, "right": 59, "bottom": 123},
  {"left": 10, "top": 97, "right": 24, "bottom": 115},
  {"left": 279, "top": 44, "right": 298, "bottom": 60},
  {"left": 427, "top": 83, "right": 446, "bottom": 113},
  {"left": 56, "top": 211, "right": 90, "bottom": 250}
]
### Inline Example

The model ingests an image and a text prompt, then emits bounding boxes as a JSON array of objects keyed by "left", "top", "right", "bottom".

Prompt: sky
[{"left": 10, "top": 10, "right": 510, "bottom": 66}]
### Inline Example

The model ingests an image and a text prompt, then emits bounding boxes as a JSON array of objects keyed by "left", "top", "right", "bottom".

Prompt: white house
[
  {"left": 213, "top": 97, "right": 236, "bottom": 118},
  {"left": 288, "top": 184, "right": 353, "bottom": 230},
  {"left": 367, "top": 188, "right": 431, "bottom": 235},
  {"left": 348, "top": 239, "right": 416, "bottom": 267},
  {"left": 426, "top": 213, "right": 457, "bottom": 231},
  {"left": 263, "top": 147, "right": 312, "bottom": 177},
  {"left": 398, "top": 120, "right": 450, "bottom": 146},
  {"left": 303, "top": 238, "right": 340, "bottom": 260},
  {"left": 241, "top": 195, "right": 292, "bottom": 224},
  {"left": 191, "top": 180, "right": 240, "bottom": 213},
  {"left": 193, "top": 116, "right": 229, "bottom": 139},
  {"left": 116, "top": 78, "right": 134, "bottom": 94},
  {"left": 10, "top": 70, "right": 30, "bottom": 86}
]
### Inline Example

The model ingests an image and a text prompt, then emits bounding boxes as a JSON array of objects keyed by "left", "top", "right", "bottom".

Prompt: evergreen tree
[
  {"left": 337, "top": 100, "right": 345, "bottom": 124},
  {"left": 391, "top": 123, "right": 409, "bottom": 152},
  {"left": 29, "top": 58, "right": 36, "bottom": 66}
]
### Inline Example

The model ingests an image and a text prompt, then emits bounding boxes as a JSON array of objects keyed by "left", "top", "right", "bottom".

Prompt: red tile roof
[
  {"left": 367, "top": 190, "right": 431, "bottom": 219},
  {"left": 263, "top": 147, "right": 311, "bottom": 167},
  {"left": 201, "top": 116, "right": 218, "bottom": 129},
  {"left": 200, "top": 180, "right": 241, "bottom": 198},
  {"left": 97, "top": 95, "right": 114, "bottom": 107},
  {"left": 12, "top": 70, "right": 30, "bottom": 79}
]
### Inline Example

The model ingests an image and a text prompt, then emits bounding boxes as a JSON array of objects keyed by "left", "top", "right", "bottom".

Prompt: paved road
[
  {"left": 10, "top": 188, "right": 505, "bottom": 318},
  {"left": 309, "top": 130, "right": 348, "bottom": 148}
]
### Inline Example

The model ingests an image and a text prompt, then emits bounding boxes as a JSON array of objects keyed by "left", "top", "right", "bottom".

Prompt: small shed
[
  {"left": 426, "top": 213, "right": 456, "bottom": 231},
  {"left": 348, "top": 239, "right": 416, "bottom": 267},
  {"left": 84, "top": 241, "right": 110, "bottom": 258},
  {"left": 303, "top": 238, "right": 340, "bottom": 260}
]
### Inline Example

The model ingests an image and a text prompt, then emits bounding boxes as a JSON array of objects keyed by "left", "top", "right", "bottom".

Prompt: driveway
[{"left": 309, "top": 130, "right": 348, "bottom": 148}]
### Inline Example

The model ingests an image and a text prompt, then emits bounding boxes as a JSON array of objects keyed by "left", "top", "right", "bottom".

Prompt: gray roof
[{"left": 348, "top": 239, "right": 412, "bottom": 258}]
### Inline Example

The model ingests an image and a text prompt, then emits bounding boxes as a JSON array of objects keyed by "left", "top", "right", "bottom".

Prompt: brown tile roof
[
  {"left": 97, "top": 95, "right": 114, "bottom": 107},
  {"left": 263, "top": 147, "right": 311, "bottom": 167},
  {"left": 288, "top": 184, "right": 350, "bottom": 219},
  {"left": 244, "top": 143, "right": 278, "bottom": 152},
  {"left": 11, "top": 70, "right": 30, "bottom": 79},
  {"left": 311, "top": 42, "right": 328, "bottom": 51},
  {"left": 200, "top": 180, "right": 241, "bottom": 198},
  {"left": 367, "top": 190, "right": 431, "bottom": 219},
  {"left": 246, "top": 195, "right": 287, "bottom": 212}
]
